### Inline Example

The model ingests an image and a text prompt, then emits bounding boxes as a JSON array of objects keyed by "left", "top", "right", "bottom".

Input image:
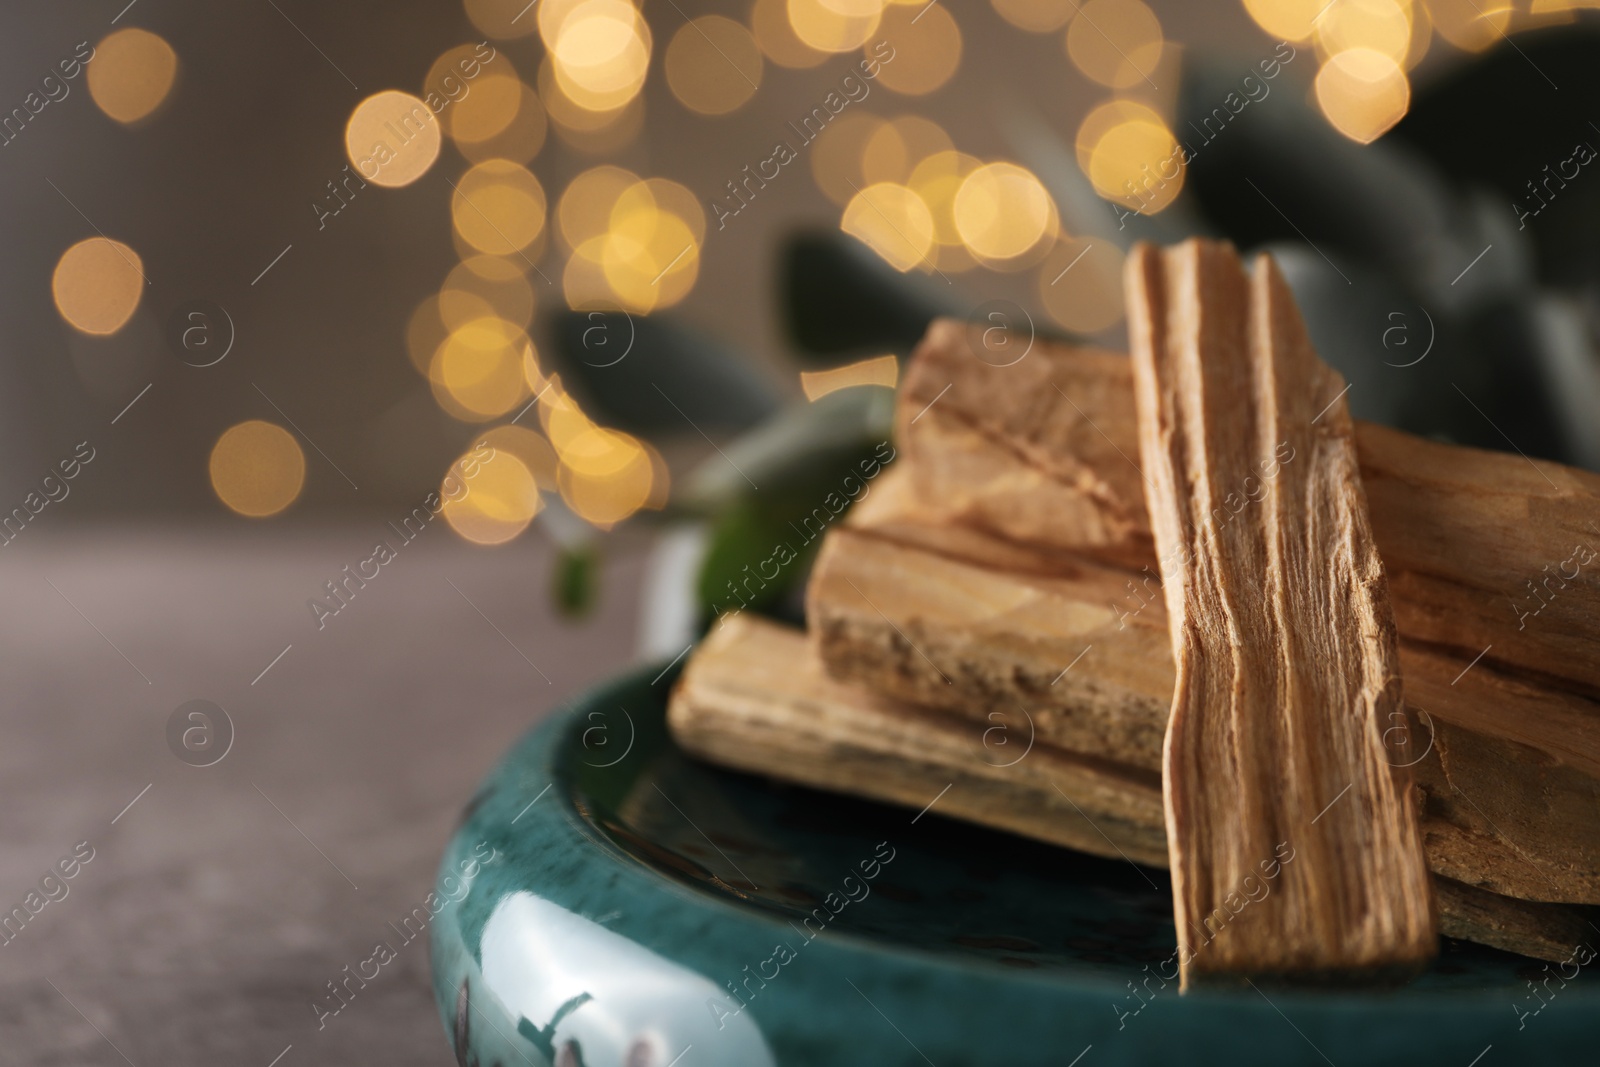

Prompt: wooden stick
[
  {"left": 899, "top": 319, "right": 1600, "bottom": 699},
  {"left": 1126, "top": 240, "right": 1435, "bottom": 983},
  {"left": 811, "top": 512, "right": 1600, "bottom": 906},
  {"left": 668, "top": 615, "right": 1600, "bottom": 966}
]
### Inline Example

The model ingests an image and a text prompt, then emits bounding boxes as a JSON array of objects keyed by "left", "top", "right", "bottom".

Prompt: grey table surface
[{"left": 0, "top": 523, "right": 649, "bottom": 1065}]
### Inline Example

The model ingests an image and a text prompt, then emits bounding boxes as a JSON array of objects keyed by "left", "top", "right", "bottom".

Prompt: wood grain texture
[
  {"left": 900, "top": 320, "right": 1600, "bottom": 698},
  {"left": 810, "top": 510, "right": 1600, "bottom": 905},
  {"left": 668, "top": 616, "right": 1600, "bottom": 966},
  {"left": 1126, "top": 239, "right": 1435, "bottom": 982}
]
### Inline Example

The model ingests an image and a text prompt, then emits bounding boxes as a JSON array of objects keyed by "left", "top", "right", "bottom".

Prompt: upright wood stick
[{"left": 1126, "top": 240, "right": 1435, "bottom": 983}]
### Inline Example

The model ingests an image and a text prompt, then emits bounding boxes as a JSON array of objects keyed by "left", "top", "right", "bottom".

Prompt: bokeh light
[
  {"left": 448, "top": 71, "right": 525, "bottom": 144},
  {"left": 442, "top": 256, "right": 536, "bottom": 330},
  {"left": 909, "top": 149, "right": 983, "bottom": 271},
  {"left": 476, "top": 424, "right": 560, "bottom": 487},
  {"left": 1076, "top": 99, "right": 1183, "bottom": 213},
  {"left": 666, "top": 16, "right": 764, "bottom": 115},
  {"left": 460, "top": 81, "right": 548, "bottom": 164},
  {"left": 430, "top": 316, "right": 533, "bottom": 421},
  {"left": 1429, "top": 0, "right": 1512, "bottom": 52},
  {"left": 1065, "top": 0, "right": 1165, "bottom": 89},
  {"left": 991, "top": 0, "right": 1078, "bottom": 32},
  {"left": 209, "top": 421, "right": 306, "bottom": 518},
  {"left": 1314, "top": 0, "right": 1414, "bottom": 66},
  {"left": 953, "top": 162, "right": 1054, "bottom": 264},
  {"left": 557, "top": 426, "right": 660, "bottom": 527},
  {"left": 451, "top": 159, "right": 547, "bottom": 254},
  {"left": 1314, "top": 48, "right": 1410, "bottom": 143},
  {"left": 346, "top": 91, "right": 443, "bottom": 188},
  {"left": 787, "top": 0, "right": 883, "bottom": 53},
  {"left": 441, "top": 449, "right": 542, "bottom": 544},
  {"left": 753, "top": 0, "right": 831, "bottom": 68},
  {"left": 538, "top": 57, "right": 646, "bottom": 151},
  {"left": 841, "top": 182, "right": 935, "bottom": 271},
  {"left": 800, "top": 354, "right": 900, "bottom": 400},
  {"left": 87, "top": 28, "right": 177, "bottom": 124},
  {"left": 559, "top": 172, "right": 702, "bottom": 311},
  {"left": 863, "top": 115, "right": 954, "bottom": 185},
  {"left": 537, "top": 382, "right": 662, "bottom": 526},
  {"left": 1242, "top": 0, "right": 1335, "bottom": 41},
  {"left": 424, "top": 44, "right": 509, "bottom": 116},
  {"left": 542, "top": 0, "right": 653, "bottom": 112},
  {"left": 1037, "top": 235, "right": 1126, "bottom": 333},
  {"left": 870, "top": 5, "right": 962, "bottom": 95},
  {"left": 52, "top": 238, "right": 144, "bottom": 336},
  {"left": 559, "top": 165, "right": 640, "bottom": 249},
  {"left": 810, "top": 112, "right": 886, "bottom": 205}
]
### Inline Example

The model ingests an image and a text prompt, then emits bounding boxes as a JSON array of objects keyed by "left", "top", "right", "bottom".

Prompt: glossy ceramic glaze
[{"left": 431, "top": 663, "right": 1599, "bottom": 1066}]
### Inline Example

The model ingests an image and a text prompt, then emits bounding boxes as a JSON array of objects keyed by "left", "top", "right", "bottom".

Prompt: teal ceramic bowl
[{"left": 431, "top": 662, "right": 1598, "bottom": 1066}]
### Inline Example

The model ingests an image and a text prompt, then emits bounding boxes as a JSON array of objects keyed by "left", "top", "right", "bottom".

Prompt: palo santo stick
[
  {"left": 1126, "top": 239, "right": 1435, "bottom": 983},
  {"left": 899, "top": 319, "right": 1600, "bottom": 698},
  {"left": 668, "top": 615, "right": 1600, "bottom": 966},
  {"left": 810, "top": 515, "right": 1600, "bottom": 906}
]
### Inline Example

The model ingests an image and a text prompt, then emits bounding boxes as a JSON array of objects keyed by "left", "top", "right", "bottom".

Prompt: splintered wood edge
[{"left": 1127, "top": 240, "right": 1436, "bottom": 984}]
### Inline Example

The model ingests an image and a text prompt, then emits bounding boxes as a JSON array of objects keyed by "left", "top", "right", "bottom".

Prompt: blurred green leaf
[
  {"left": 554, "top": 543, "right": 599, "bottom": 619},
  {"left": 781, "top": 230, "right": 957, "bottom": 358},
  {"left": 694, "top": 429, "right": 896, "bottom": 624},
  {"left": 548, "top": 311, "right": 781, "bottom": 434}
]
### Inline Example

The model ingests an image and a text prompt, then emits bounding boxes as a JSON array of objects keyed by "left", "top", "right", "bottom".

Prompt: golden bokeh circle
[
  {"left": 476, "top": 424, "right": 559, "bottom": 487},
  {"left": 1314, "top": 0, "right": 1414, "bottom": 67},
  {"left": 1065, "top": 0, "right": 1164, "bottom": 90},
  {"left": 430, "top": 316, "right": 533, "bottom": 421},
  {"left": 209, "top": 421, "right": 306, "bottom": 518},
  {"left": 460, "top": 81, "right": 548, "bottom": 164},
  {"left": 447, "top": 72, "right": 525, "bottom": 144},
  {"left": 451, "top": 159, "right": 547, "bottom": 254},
  {"left": 810, "top": 111, "right": 886, "bottom": 205},
  {"left": 87, "top": 28, "right": 177, "bottom": 124},
  {"left": 787, "top": 0, "right": 882, "bottom": 52},
  {"left": 442, "top": 256, "right": 536, "bottom": 330},
  {"left": 953, "top": 162, "right": 1053, "bottom": 262},
  {"left": 666, "top": 16, "right": 764, "bottom": 115},
  {"left": 1076, "top": 101, "right": 1183, "bottom": 213},
  {"left": 442, "top": 450, "right": 542, "bottom": 544},
  {"left": 52, "top": 238, "right": 144, "bottom": 336},
  {"left": 1241, "top": 0, "right": 1333, "bottom": 41},
  {"left": 753, "top": 0, "right": 831, "bottom": 68},
  {"left": 1430, "top": 0, "right": 1510, "bottom": 53},
  {"left": 1314, "top": 48, "right": 1410, "bottom": 144},
  {"left": 841, "top": 182, "right": 935, "bottom": 272},
  {"left": 346, "top": 91, "right": 443, "bottom": 188},
  {"left": 559, "top": 165, "right": 640, "bottom": 250},
  {"left": 871, "top": 5, "right": 961, "bottom": 95},
  {"left": 862, "top": 115, "right": 954, "bottom": 185},
  {"left": 548, "top": 0, "right": 653, "bottom": 111},
  {"left": 557, "top": 427, "right": 658, "bottom": 527},
  {"left": 910, "top": 149, "right": 982, "bottom": 248}
]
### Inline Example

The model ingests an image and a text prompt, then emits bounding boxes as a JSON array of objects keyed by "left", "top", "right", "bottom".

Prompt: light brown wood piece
[
  {"left": 1125, "top": 240, "right": 1436, "bottom": 982},
  {"left": 811, "top": 511, "right": 1600, "bottom": 905},
  {"left": 899, "top": 319, "right": 1600, "bottom": 699},
  {"left": 668, "top": 615, "right": 1600, "bottom": 965}
]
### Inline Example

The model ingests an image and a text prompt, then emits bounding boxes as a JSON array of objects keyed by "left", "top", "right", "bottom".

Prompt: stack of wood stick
[{"left": 668, "top": 239, "right": 1600, "bottom": 980}]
